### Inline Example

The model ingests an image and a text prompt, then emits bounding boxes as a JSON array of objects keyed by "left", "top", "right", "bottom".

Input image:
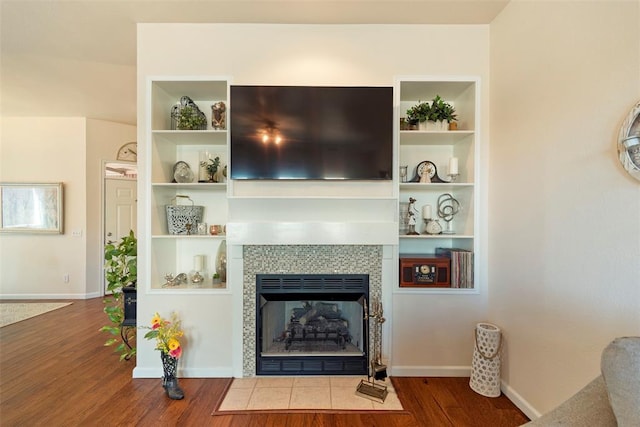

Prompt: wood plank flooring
[{"left": 0, "top": 298, "right": 529, "bottom": 426}]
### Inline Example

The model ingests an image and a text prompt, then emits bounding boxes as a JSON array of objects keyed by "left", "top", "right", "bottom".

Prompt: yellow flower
[
  {"left": 168, "top": 338, "right": 180, "bottom": 351},
  {"left": 151, "top": 313, "right": 162, "bottom": 329}
]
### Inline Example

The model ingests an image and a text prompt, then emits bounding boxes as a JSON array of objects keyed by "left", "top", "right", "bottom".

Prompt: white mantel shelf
[{"left": 226, "top": 221, "right": 398, "bottom": 245}]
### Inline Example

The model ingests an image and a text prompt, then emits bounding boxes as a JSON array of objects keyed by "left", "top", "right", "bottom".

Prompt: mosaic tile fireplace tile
[{"left": 242, "top": 245, "right": 383, "bottom": 377}]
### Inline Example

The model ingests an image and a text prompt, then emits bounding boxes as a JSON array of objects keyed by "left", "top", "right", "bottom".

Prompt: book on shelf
[{"left": 435, "top": 248, "right": 474, "bottom": 289}]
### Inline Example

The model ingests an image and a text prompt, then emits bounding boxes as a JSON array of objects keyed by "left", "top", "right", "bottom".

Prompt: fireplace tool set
[{"left": 356, "top": 297, "right": 388, "bottom": 403}]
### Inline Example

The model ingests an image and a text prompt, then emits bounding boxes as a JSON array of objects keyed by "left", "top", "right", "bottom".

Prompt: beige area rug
[
  {"left": 0, "top": 302, "right": 72, "bottom": 327},
  {"left": 212, "top": 376, "right": 405, "bottom": 415}
]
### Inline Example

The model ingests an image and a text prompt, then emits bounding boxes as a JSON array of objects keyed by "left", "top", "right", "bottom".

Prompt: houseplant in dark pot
[{"left": 100, "top": 230, "right": 137, "bottom": 361}]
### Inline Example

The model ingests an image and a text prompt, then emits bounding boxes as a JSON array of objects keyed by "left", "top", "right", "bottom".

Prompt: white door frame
[{"left": 101, "top": 159, "right": 137, "bottom": 295}]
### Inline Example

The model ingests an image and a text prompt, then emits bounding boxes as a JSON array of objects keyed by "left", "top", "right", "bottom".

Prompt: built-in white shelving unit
[
  {"left": 395, "top": 77, "right": 480, "bottom": 291},
  {"left": 147, "top": 77, "right": 231, "bottom": 292}
]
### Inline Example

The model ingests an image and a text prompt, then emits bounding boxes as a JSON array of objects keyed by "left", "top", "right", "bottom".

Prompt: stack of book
[{"left": 435, "top": 248, "right": 474, "bottom": 288}]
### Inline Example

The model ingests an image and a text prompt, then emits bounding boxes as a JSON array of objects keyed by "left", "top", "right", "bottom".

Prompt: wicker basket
[
  {"left": 165, "top": 195, "right": 204, "bottom": 235},
  {"left": 469, "top": 323, "right": 502, "bottom": 397}
]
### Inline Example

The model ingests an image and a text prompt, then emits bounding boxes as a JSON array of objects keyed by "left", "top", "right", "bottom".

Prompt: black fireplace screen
[
  {"left": 261, "top": 300, "right": 363, "bottom": 355},
  {"left": 256, "top": 274, "right": 369, "bottom": 375}
]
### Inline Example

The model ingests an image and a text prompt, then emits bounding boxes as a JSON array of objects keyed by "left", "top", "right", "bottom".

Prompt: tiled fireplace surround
[{"left": 242, "top": 244, "right": 383, "bottom": 377}]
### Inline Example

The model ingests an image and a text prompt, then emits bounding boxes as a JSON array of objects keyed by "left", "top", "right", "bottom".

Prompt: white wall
[
  {"left": 490, "top": 0, "right": 640, "bottom": 418},
  {"left": 0, "top": 117, "right": 88, "bottom": 297},
  {"left": 135, "top": 24, "right": 490, "bottom": 377},
  {"left": 0, "top": 117, "right": 136, "bottom": 298}
]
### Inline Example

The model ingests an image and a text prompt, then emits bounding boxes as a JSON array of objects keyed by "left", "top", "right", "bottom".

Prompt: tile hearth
[{"left": 217, "top": 376, "right": 403, "bottom": 411}]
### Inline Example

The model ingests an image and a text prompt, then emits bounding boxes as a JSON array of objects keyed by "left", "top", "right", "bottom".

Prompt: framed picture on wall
[{"left": 0, "top": 183, "right": 64, "bottom": 234}]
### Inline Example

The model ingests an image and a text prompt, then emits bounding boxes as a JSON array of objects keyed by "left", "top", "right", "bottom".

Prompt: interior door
[{"left": 104, "top": 178, "right": 137, "bottom": 293}]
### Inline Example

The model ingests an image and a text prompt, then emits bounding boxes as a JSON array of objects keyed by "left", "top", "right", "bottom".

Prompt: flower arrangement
[{"left": 144, "top": 312, "right": 184, "bottom": 359}]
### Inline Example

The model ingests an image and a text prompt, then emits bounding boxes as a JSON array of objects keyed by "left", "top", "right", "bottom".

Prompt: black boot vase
[{"left": 163, "top": 375, "right": 185, "bottom": 400}]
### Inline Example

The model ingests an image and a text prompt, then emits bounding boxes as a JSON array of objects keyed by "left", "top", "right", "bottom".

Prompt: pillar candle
[
  {"left": 194, "top": 255, "right": 203, "bottom": 272},
  {"left": 449, "top": 157, "right": 459, "bottom": 175},
  {"left": 422, "top": 204, "right": 432, "bottom": 219}
]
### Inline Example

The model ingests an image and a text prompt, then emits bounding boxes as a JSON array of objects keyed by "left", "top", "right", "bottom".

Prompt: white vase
[
  {"left": 427, "top": 121, "right": 438, "bottom": 131},
  {"left": 418, "top": 121, "right": 428, "bottom": 131}
]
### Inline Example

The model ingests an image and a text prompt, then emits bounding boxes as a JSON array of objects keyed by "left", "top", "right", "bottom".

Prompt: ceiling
[{"left": 0, "top": 0, "right": 509, "bottom": 126}]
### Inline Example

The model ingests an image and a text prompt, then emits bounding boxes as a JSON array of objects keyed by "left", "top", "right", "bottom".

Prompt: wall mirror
[
  {"left": 0, "top": 183, "right": 64, "bottom": 234},
  {"left": 617, "top": 101, "right": 640, "bottom": 182}
]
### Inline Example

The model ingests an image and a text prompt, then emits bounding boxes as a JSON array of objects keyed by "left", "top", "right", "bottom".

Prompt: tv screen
[{"left": 230, "top": 85, "right": 393, "bottom": 180}]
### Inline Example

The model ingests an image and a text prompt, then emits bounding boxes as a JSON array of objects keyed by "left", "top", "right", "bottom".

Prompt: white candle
[
  {"left": 194, "top": 255, "right": 203, "bottom": 272},
  {"left": 449, "top": 157, "right": 459, "bottom": 175},
  {"left": 422, "top": 204, "right": 432, "bottom": 219}
]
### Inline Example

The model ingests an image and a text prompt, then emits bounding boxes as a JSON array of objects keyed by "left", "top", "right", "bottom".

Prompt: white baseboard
[
  {"left": 391, "top": 365, "right": 471, "bottom": 377},
  {"left": 0, "top": 293, "right": 98, "bottom": 299},
  {"left": 501, "top": 380, "right": 541, "bottom": 421},
  {"left": 132, "top": 366, "right": 234, "bottom": 378}
]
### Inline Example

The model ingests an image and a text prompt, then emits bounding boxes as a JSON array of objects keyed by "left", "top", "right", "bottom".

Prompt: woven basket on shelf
[{"left": 165, "top": 195, "right": 204, "bottom": 235}]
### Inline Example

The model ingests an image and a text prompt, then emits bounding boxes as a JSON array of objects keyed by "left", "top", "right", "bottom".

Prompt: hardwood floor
[{"left": 0, "top": 298, "right": 529, "bottom": 426}]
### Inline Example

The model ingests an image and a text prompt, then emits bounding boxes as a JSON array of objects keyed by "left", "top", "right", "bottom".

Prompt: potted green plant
[
  {"left": 212, "top": 272, "right": 221, "bottom": 285},
  {"left": 177, "top": 106, "right": 207, "bottom": 130},
  {"left": 201, "top": 156, "right": 220, "bottom": 182},
  {"left": 100, "top": 230, "right": 137, "bottom": 361},
  {"left": 441, "top": 102, "right": 458, "bottom": 126},
  {"left": 406, "top": 101, "right": 431, "bottom": 129},
  {"left": 430, "top": 95, "right": 457, "bottom": 130}
]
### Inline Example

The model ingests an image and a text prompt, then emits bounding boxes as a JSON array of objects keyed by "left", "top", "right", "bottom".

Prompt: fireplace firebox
[{"left": 256, "top": 274, "right": 369, "bottom": 376}]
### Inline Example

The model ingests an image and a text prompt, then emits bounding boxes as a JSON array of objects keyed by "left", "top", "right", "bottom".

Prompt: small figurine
[{"left": 406, "top": 197, "right": 420, "bottom": 235}]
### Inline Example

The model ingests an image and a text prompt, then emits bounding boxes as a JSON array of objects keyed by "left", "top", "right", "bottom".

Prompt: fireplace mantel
[{"left": 226, "top": 221, "right": 397, "bottom": 245}]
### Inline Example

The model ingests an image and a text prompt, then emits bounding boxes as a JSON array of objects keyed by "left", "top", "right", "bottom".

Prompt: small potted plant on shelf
[
  {"left": 406, "top": 101, "right": 430, "bottom": 130},
  {"left": 430, "top": 95, "right": 457, "bottom": 131},
  {"left": 212, "top": 272, "right": 221, "bottom": 285},
  {"left": 177, "top": 106, "right": 207, "bottom": 130},
  {"left": 441, "top": 102, "right": 458, "bottom": 130},
  {"left": 201, "top": 156, "right": 220, "bottom": 182}
]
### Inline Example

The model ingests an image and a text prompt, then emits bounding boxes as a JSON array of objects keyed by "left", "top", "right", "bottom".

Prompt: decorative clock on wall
[
  {"left": 617, "top": 101, "right": 640, "bottom": 182},
  {"left": 117, "top": 142, "right": 137, "bottom": 162}
]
